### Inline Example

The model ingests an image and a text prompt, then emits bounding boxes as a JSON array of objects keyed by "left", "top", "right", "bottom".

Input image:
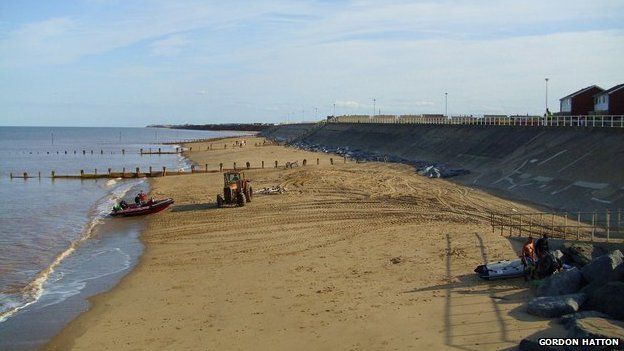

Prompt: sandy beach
[{"left": 45, "top": 136, "right": 559, "bottom": 350}]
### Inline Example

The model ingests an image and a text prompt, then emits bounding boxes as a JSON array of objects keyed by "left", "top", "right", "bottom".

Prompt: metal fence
[
  {"left": 491, "top": 209, "right": 623, "bottom": 242},
  {"left": 327, "top": 115, "right": 624, "bottom": 128}
]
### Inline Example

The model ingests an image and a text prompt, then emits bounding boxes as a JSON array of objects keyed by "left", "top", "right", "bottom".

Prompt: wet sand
[{"left": 46, "top": 136, "right": 559, "bottom": 350}]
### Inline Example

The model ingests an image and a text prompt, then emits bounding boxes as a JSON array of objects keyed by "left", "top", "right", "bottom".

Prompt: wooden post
[
  {"left": 275, "top": 160, "right": 278, "bottom": 168},
  {"left": 564, "top": 213, "right": 567, "bottom": 239},
  {"left": 262, "top": 161, "right": 264, "bottom": 169},
  {"left": 246, "top": 162, "right": 250, "bottom": 169},
  {"left": 51, "top": 171, "right": 55, "bottom": 179},
  {"left": 591, "top": 211, "right": 596, "bottom": 242},
  {"left": 233, "top": 162, "right": 237, "bottom": 170},
  {"left": 80, "top": 170, "right": 84, "bottom": 177},
  {"left": 74, "top": 150, "right": 76, "bottom": 154},
  {"left": 122, "top": 149, "right": 125, "bottom": 155},
  {"left": 577, "top": 212, "right": 581, "bottom": 241},
  {"left": 162, "top": 166, "right": 166, "bottom": 176},
  {"left": 205, "top": 164, "right": 208, "bottom": 172},
  {"left": 189, "top": 147, "right": 192, "bottom": 152},
  {"left": 218, "top": 163, "right": 222, "bottom": 172},
  {"left": 618, "top": 209, "right": 622, "bottom": 236},
  {"left": 122, "top": 167, "right": 126, "bottom": 177},
  {"left": 528, "top": 214, "right": 533, "bottom": 236},
  {"left": 317, "top": 158, "right": 319, "bottom": 165},
  {"left": 303, "top": 159, "right": 307, "bottom": 166},
  {"left": 23, "top": 172, "right": 28, "bottom": 179},
  {"left": 519, "top": 214, "right": 523, "bottom": 236},
  {"left": 38, "top": 172, "right": 41, "bottom": 179},
  {"left": 83, "top": 150, "right": 86, "bottom": 155},
  {"left": 100, "top": 150, "right": 103, "bottom": 154},
  {"left": 90, "top": 150, "right": 93, "bottom": 154},
  {"left": 10, "top": 172, "right": 13, "bottom": 179},
  {"left": 149, "top": 166, "right": 152, "bottom": 176},
  {"left": 140, "top": 148, "right": 143, "bottom": 155},
  {"left": 108, "top": 168, "right": 112, "bottom": 175},
  {"left": 94, "top": 168, "right": 97, "bottom": 175},
  {"left": 606, "top": 210, "right": 610, "bottom": 242},
  {"left": 330, "top": 158, "right": 334, "bottom": 165},
  {"left": 191, "top": 165, "right": 195, "bottom": 173},
  {"left": 224, "top": 144, "right": 227, "bottom": 149},
  {"left": 136, "top": 167, "right": 140, "bottom": 177},
  {"left": 343, "top": 155, "right": 346, "bottom": 163},
  {"left": 158, "top": 148, "right": 161, "bottom": 154}
]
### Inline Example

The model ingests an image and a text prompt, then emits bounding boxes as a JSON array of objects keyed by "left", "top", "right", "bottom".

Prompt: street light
[
  {"left": 372, "top": 98, "right": 376, "bottom": 117},
  {"left": 333, "top": 103, "right": 336, "bottom": 117},
  {"left": 545, "top": 78, "right": 549, "bottom": 114},
  {"left": 444, "top": 93, "right": 448, "bottom": 117}
]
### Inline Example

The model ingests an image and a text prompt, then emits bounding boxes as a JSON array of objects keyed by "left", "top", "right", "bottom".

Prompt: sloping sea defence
[{"left": 262, "top": 123, "right": 624, "bottom": 211}]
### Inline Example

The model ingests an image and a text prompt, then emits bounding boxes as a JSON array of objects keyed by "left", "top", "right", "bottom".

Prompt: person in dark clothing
[{"left": 535, "top": 234, "right": 550, "bottom": 259}]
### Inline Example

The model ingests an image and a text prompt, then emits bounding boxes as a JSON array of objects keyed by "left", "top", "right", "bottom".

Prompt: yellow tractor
[{"left": 216, "top": 171, "right": 253, "bottom": 207}]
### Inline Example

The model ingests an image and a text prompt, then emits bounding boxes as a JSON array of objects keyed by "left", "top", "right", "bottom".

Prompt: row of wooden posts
[
  {"left": 8, "top": 156, "right": 346, "bottom": 180},
  {"left": 491, "top": 209, "right": 624, "bottom": 243},
  {"left": 17, "top": 142, "right": 276, "bottom": 156}
]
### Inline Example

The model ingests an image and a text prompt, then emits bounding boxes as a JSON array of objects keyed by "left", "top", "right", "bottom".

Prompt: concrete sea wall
[{"left": 262, "top": 123, "right": 624, "bottom": 211}]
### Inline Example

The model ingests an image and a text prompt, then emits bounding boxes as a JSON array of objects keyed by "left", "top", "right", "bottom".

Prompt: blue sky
[{"left": 1, "top": 0, "right": 623, "bottom": 126}]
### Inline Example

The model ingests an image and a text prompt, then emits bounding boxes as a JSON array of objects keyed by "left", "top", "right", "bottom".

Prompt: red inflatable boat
[{"left": 110, "top": 198, "right": 174, "bottom": 217}]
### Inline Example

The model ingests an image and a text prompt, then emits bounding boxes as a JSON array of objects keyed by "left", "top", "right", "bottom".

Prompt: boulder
[
  {"left": 559, "top": 311, "right": 611, "bottom": 329},
  {"left": 585, "top": 281, "right": 624, "bottom": 320},
  {"left": 536, "top": 267, "right": 583, "bottom": 297},
  {"left": 561, "top": 243, "right": 605, "bottom": 267},
  {"left": 527, "top": 293, "right": 587, "bottom": 318},
  {"left": 566, "top": 317, "right": 624, "bottom": 350},
  {"left": 580, "top": 250, "right": 624, "bottom": 284}
]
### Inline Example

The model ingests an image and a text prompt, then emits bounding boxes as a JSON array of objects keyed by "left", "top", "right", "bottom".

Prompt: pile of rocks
[{"left": 520, "top": 244, "right": 624, "bottom": 349}]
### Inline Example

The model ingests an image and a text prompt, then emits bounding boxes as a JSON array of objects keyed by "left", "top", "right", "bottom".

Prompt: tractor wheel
[
  {"left": 216, "top": 194, "right": 224, "bottom": 208},
  {"left": 245, "top": 186, "right": 253, "bottom": 202},
  {"left": 236, "top": 192, "right": 246, "bottom": 207},
  {"left": 224, "top": 187, "right": 232, "bottom": 203}
]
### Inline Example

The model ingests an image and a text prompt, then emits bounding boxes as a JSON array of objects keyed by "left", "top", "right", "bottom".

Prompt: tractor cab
[{"left": 217, "top": 172, "right": 253, "bottom": 207}]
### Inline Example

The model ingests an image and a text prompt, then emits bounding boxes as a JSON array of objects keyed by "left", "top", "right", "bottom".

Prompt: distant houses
[
  {"left": 593, "top": 84, "right": 624, "bottom": 115},
  {"left": 559, "top": 85, "right": 604, "bottom": 115},
  {"left": 559, "top": 83, "right": 623, "bottom": 115}
]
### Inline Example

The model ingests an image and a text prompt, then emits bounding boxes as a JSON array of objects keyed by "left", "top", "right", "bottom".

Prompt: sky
[{"left": 0, "top": 0, "right": 623, "bottom": 127}]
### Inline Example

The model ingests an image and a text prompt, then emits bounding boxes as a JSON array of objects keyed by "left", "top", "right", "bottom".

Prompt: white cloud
[
  {"left": 150, "top": 34, "right": 191, "bottom": 56},
  {"left": 335, "top": 100, "right": 360, "bottom": 109}
]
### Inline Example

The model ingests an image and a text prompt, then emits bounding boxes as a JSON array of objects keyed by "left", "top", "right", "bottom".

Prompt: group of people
[
  {"left": 112, "top": 190, "right": 151, "bottom": 212},
  {"left": 520, "top": 234, "right": 561, "bottom": 280}
]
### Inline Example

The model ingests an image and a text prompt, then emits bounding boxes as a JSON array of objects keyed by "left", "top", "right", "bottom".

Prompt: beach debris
[
  {"left": 285, "top": 161, "right": 299, "bottom": 168},
  {"left": 390, "top": 256, "right": 403, "bottom": 264},
  {"left": 255, "top": 185, "right": 287, "bottom": 195}
]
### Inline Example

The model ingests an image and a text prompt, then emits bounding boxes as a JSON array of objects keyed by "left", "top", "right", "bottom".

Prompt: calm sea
[{"left": 0, "top": 126, "right": 245, "bottom": 349}]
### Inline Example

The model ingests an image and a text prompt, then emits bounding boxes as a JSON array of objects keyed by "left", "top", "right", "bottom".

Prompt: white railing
[{"left": 327, "top": 115, "right": 624, "bottom": 128}]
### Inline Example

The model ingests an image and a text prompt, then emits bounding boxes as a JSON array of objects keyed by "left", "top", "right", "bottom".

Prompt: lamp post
[
  {"left": 445, "top": 92, "right": 448, "bottom": 117},
  {"left": 545, "top": 78, "right": 549, "bottom": 114},
  {"left": 333, "top": 103, "right": 336, "bottom": 117},
  {"left": 372, "top": 98, "right": 376, "bottom": 117}
]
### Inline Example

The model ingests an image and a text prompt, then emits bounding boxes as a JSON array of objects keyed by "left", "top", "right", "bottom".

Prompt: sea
[{"left": 0, "top": 126, "right": 246, "bottom": 350}]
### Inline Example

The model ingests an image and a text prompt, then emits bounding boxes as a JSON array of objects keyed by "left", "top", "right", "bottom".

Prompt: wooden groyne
[{"left": 7, "top": 156, "right": 344, "bottom": 180}]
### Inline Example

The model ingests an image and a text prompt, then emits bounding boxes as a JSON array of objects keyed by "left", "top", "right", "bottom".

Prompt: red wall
[{"left": 571, "top": 87, "right": 604, "bottom": 115}]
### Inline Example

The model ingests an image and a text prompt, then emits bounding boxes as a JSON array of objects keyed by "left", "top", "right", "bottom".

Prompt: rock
[
  {"left": 559, "top": 311, "right": 611, "bottom": 329},
  {"left": 585, "top": 281, "right": 624, "bottom": 320},
  {"left": 561, "top": 243, "right": 605, "bottom": 267},
  {"left": 390, "top": 257, "right": 402, "bottom": 264},
  {"left": 566, "top": 317, "right": 624, "bottom": 350},
  {"left": 527, "top": 293, "right": 587, "bottom": 318},
  {"left": 581, "top": 250, "right": 624, "bottom": 284},
  {"left": 536, "top": 267, "right": 583, "bottom": 297}
]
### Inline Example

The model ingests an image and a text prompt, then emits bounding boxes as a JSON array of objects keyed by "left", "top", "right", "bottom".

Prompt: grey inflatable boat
[{"left": 474, "top": 259, "right": 525, "bottom": 280}]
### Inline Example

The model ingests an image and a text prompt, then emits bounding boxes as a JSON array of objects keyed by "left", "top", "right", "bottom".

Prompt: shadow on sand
[
  {"left": 170, "top": 202, "right": 218, "bottom": 212},
  {"left": 405, "top": 233, "right": 548, "bottom": 350}
]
